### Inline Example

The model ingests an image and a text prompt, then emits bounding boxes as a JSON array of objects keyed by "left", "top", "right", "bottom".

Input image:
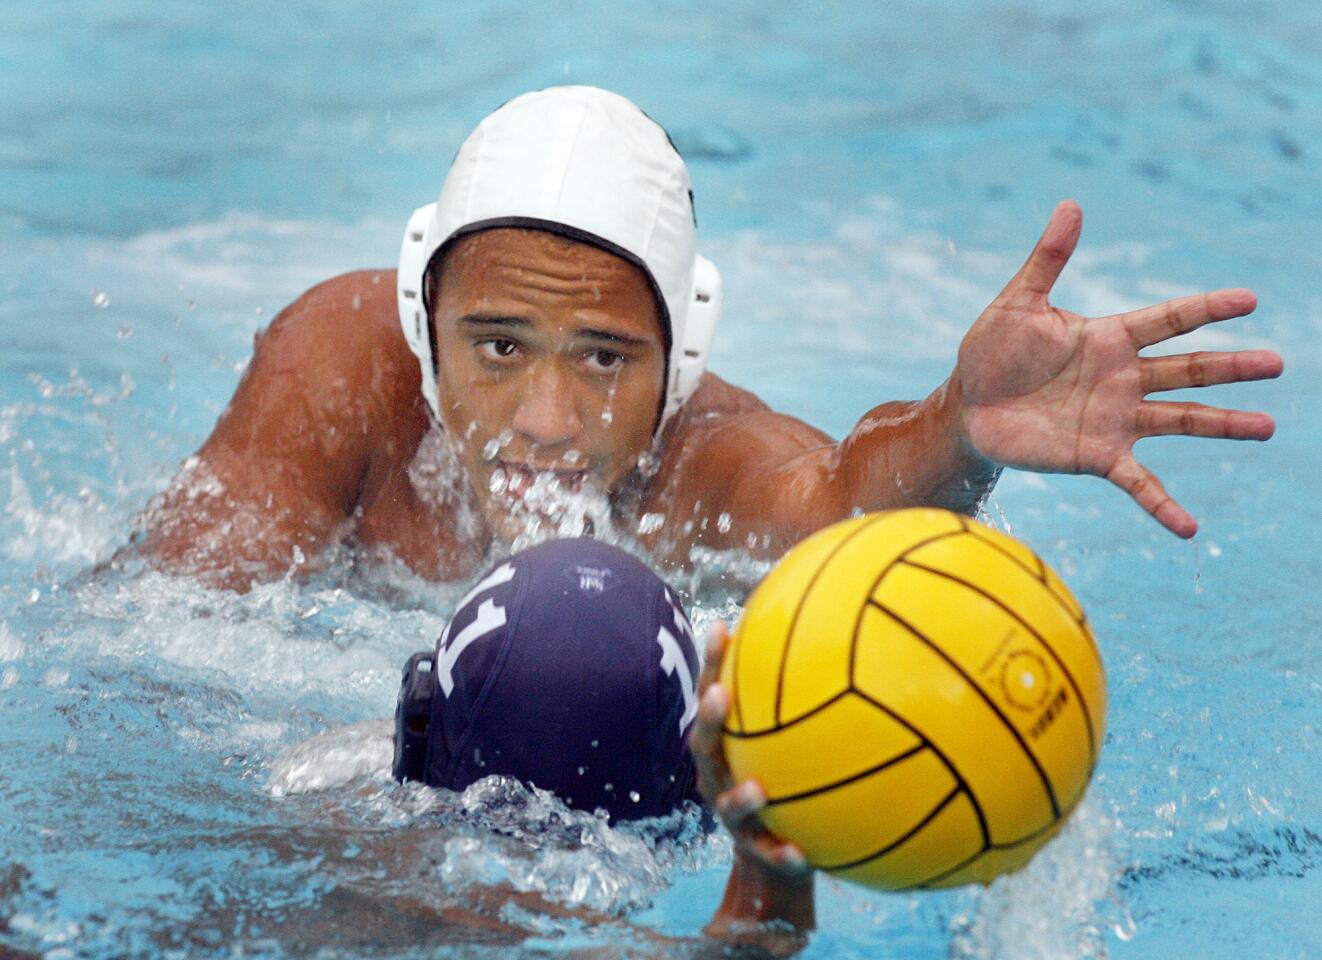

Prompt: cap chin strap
[{"left": 396, "top": 202, "right": 720, "bottom": 434}]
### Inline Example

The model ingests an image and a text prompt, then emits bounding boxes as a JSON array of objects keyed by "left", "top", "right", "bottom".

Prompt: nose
[{"left": 510, "top": 361, "right": 583, "bottom": 448}]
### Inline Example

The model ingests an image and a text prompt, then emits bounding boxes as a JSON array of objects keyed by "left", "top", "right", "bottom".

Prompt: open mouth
[{"left": 490, "top": 462, "right": 587, "bottom": 500}]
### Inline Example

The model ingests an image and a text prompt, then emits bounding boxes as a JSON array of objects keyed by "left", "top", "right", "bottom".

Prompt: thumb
[{"left": 1002, "top": 200, "right": 1082, "bottom": 300}]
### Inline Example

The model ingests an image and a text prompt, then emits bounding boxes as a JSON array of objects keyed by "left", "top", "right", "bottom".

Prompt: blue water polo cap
[{"left": 393, "top": 538, "right": 703, "bottom": 822}]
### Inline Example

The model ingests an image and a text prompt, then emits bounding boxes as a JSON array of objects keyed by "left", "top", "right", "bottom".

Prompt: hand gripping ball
[{"left": 719, "top": 508, "right": 1106, "bottom": 891}]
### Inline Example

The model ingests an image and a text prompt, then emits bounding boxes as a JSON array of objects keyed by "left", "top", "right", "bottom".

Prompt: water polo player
[
  {"left": 391, "top": 537, "right": 702, "bottom": 822},
  {"left": 133, "top": 85, "right": 1281, "bottom": 591},
  {"left": 387, "top": 537, "right": 810, "bottom": 945}
]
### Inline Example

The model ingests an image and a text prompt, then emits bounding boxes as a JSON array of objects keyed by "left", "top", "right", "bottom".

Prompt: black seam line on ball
[
  {"left": 761, "top": 742, "right": 928, "bottom": 806},
  {"left": 852, "top": 686, "right": 989, "bottom": 850},
  {"left": 908, "top": 846, "right": 984, "bottom": 891},
  {"left": 962, "top": 524, "right": 1049, "bottom": 585},
  {"left": 850, "top": 526, "right": 968, "bottom": 692},
  {"left": 898, "top": 558, "right": 1097, "bottom": 773},
  {"left": 820, "top": 784, "right": 964, "bottom": 872},
  {"left": 721, "top": 688, "right": 853, "bottom": 739},
  {"left": 961, "top": 524, "right": 1088, "bottom": 629},
  {"left": 872, "top": 597, "right": 1062, "bottom": 821},
  {"left": 910, "top": 810, "right": 1078, "bottom": 890},
  {"left": 774, "top": 511, "right": 895, "bottom": 728}
]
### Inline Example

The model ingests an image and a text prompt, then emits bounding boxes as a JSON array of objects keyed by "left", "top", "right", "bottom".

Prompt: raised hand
[
  {"left": 689, "top": 622, "right": 815, "bottom": 945},
  {"left": 956, "top": 200, "right": 1283, "bottom": 538}
]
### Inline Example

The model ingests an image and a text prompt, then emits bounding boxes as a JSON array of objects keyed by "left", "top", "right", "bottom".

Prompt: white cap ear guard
[{"left": 395, "top": 86, "right": 721, "bottom": 434}]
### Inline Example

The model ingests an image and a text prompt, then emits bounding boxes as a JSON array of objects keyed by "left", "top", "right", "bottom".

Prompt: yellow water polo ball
[{"left": 720, "top": 508, "right": 1106, "bottom": 891}]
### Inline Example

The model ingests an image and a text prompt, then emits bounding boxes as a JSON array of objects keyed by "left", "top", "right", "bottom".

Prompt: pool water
[{"left": 3, "top": 2, "right": 1320, "bottom": 957}]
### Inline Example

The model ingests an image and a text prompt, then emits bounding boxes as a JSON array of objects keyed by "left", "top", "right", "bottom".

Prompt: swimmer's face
[{"left": 430, "top": 228, "right": 666, "bottom": 540}]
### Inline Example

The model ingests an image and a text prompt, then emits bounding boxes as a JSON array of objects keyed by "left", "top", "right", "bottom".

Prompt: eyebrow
[{"left": 458, "top": 313, "right": 655, "bottom": 347}]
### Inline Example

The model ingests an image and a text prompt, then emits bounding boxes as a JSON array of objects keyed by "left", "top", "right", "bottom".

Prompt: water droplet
[
  {"left": 291, "top": 544, "right": 306, "bottom": 566},
  {"left": 64, "top": 736, "right": 78, "bottom": 755},
  {"left": 91, "top": 290, "right": 109, "bottom": 308},
  {"left": 577, "top": 766, "right": 586, "bottom": 776},
  {"left": 629, "top": 791, "right": 640, "bottom": 803},
  {"left": 482, "top": 438, "right": 501, "bottom": 461},
  {"left": 254, "top": 306, "right": 265, "bottom": 317},
  {"left": 717, "top": 512, "right": 732, "bottom": 533},
  {"left": 488, "top": 469, "right": 508, "bottom": 494},
  {"left": 600, "top": 407, "right": 613, "bottom": 425},
  {"left": 115, "top": 325, "right": 133, "bottom": 340},
  {"left": 26, "top": 589, "right": 40, "bottom": 604},
  {"left": 351, "top": 294, "right": 362, "bottom": 311},
  {"left": 603, "top": 782, "right": 613, "bottom": 792},
  {"left": 563, "top": 449, "right": 581, "bottom": 465},
  {"left": 591, "top": 739, "right": 599, "bottom": 748},
  {"left": 0, "top": 668, "right": 17, "bottom": 691},
  {"left": 637, "top": 513, "right": 665, "bottom": 535}
]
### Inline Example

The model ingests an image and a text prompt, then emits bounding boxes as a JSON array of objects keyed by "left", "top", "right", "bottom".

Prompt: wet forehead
[{"left": 437, "top": 228, "right": 664, "bottom": 336}]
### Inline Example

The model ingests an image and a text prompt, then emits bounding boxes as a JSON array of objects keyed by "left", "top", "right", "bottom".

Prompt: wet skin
[
  {"left": 138, "top": 206, "right": 1283, "bottom": 588},
  {"left": 429, "top": 230, "right": 667, "bottom": 544},
  {"left": 134, "top": 207, "right": 1283, "bottom": 943}
]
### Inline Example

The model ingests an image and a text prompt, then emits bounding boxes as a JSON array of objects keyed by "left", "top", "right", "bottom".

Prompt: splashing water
[
  {"left": 948, "top": 802, "right": 1119, "bottom": 960},
  {"left": 5, "top": 1, "right": 1317, "bottom": 955}
]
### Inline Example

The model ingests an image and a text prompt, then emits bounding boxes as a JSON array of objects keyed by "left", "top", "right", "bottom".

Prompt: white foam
[
  {"left": 5, "top": 463, "right": 121, "bottom": 567},
  {"left": 948, "top": 799, "right": 1120, "bottom": 960},
  {"left": 267, "top": 719, "right": 394, "bottom": 797},
  {"left": 72, "top": 571, "right": 447, "bottom": 705},
  {"left": 0, "top": 621, "right": 24, "bottom": 662}
]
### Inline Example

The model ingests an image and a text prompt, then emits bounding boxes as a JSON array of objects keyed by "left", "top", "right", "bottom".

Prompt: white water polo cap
[{"left": 397, "top": 85, "right": 721, "bottom": 433}]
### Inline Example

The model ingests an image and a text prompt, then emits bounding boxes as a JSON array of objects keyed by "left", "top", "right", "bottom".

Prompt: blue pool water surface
[{"left": 2, "top": 2, "right": 1321, "bottom": 957}]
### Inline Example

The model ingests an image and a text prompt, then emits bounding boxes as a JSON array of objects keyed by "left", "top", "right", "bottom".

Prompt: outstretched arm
[{"left": 657, "top": 202, "right": 1281, "bottom": 553}]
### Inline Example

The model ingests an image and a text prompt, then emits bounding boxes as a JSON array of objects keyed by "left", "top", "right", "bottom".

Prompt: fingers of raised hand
[
  {"left": 717, "top": 780, "right": 812, "bottom": 879},
  {"left": 1136, "top": 401, "right": 1276, "bottom": 441},
  {"left": 1139, "top": 349, "right": 1284, "bottom": 393},
  {"left": 697, "top": 621, "right": 730, "bottom": 696},
  {"left": 1124, "top": 289, "right": 1258, "bottom": 349},
  {"left": 744, "top": 832, "right": 812, "bottom": 879},
  {"left": 1003, "top": 200, "right": 1082, "bottom": 300},
  {"left": 716, "top": 779, "right": 768, "bottom": 834},
  {"left": 1106, "top": 453, "right": 1197, "bottom": 539},
  {"left": 691, "top": 683, "right": 734, "bottom": 802}
]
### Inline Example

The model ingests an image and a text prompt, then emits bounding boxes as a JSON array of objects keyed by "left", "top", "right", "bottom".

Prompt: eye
[
  {"left": 477, "top": 339, "right": 519, "bottom": 362},
  {"left": 585, "top": 349, "right": 626, "bottom": 373}
]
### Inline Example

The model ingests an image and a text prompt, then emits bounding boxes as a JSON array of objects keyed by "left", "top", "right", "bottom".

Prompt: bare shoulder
[
  {"left": 680, "top": 371, "right": 772, "bottom": 418},
  {"left": 251, "top": 269, "right": 415, "bottom": 394},
  {"left": 179, "top": 267, "right": 426, "bottom": 510},
  {"left": 209, "top": 269, "right": 424, "bottom": 449},
  {"left": 641, "top": 373, "right": 835, "bottom": 530},
  {"left": 134, "top": 269, "right": 428, "bottom": 586},
  {"left": 663, "top": 372, "right": 832, "bottom": 456}
]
